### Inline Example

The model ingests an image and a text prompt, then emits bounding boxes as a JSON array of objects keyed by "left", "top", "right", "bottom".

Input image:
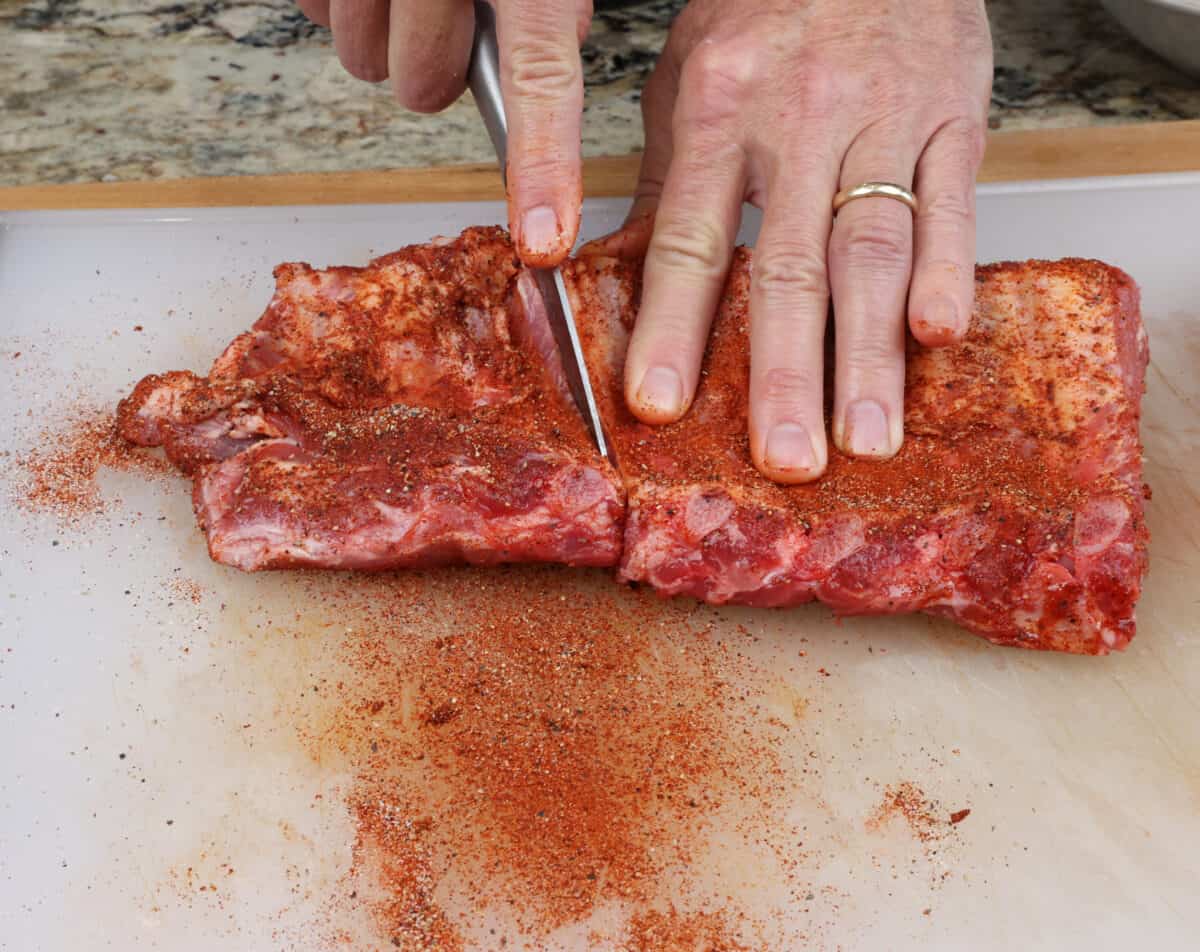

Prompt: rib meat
[
  {"left": 118, "top": 227, "right": 625, "bottom": 571},
  {"left": 565, "top": 250, "right": 1149, "bottom": 654},
  {"left": 118, "top": 226, "right": 1149, "bottom": 654}
]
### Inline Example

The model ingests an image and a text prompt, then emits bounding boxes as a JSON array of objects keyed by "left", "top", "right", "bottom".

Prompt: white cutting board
[{"left": 2, "top": 176, "right": 1199, "bottom": 951}]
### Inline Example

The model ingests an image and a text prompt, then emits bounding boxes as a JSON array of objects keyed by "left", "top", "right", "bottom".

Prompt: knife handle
[{"left": 467, "top": 1, "right": 509, "bottom": 180}]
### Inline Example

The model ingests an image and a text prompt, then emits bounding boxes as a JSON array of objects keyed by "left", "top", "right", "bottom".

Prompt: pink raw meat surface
[
  {"left": 566, "top": 249, "right": 1149, "bottom": 655},
  {"left": 117, "top": 225, "right": 1150, "bottom": 654},
  {"left": 118, "top": 227, "right": 625, "bottom": 571}
]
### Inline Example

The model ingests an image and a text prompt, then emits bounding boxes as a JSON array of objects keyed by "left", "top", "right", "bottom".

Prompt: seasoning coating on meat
[
  {"left": 117, "top": 226, "right": 1149, "bottom": 653},
  {"left": 566, "top": 251, "right": 1149, "bottom": 654},
  {"left": 118, "top": 227, "right": 625, "bottom": 570}
]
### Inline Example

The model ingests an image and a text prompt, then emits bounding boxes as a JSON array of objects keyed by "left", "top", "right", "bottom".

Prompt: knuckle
[
  {"left": 963, "top": 121, "right": 988, "bottom": 167},
  {"left": 922, "top": 187, "right": 973, "bottom": 230},
  {"left": 648, "top": 218, "right": 730, "bottom": 279},
  {"left": 867, "top": 73, "right": 921, "bottom": 121},
  {"left": 634, "top": 309, "right": 704, "bottom": 354},
  {"left": 787, "top": 61, "right": 840, "bottom": 121},
  {"left": 831, "top": 218, "right": 911, "bottom": 273},
  {"left": 842, "top": 332, "right": 902, "bottom": 375},
  {"left": 511, "top": 151, "right": 573, "bottom": 189},
  {"left": 757, "top": 366, "right": 820, "bottom": 409},
  {"left": 508, "top": 39, "right": 581, "bottom": 101},
  {"left": 941, "top": 114, "right": 987, "bottom": 165},
  {"left": 679, "top": 38, "right": 757, "bottom": 128},
  {"left": 753, "top": 248, "right": 829, "bottom": 301},
  {"left": 915, "top": 256, "right": 971, "bottom": 289},
  {"left": 632, "top": 177, "right": 665, "bottom": 210}
]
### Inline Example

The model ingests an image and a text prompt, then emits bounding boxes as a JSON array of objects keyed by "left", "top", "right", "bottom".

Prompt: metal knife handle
[{"left": 468, "top": 1, "right": 508, "bottom": 178}]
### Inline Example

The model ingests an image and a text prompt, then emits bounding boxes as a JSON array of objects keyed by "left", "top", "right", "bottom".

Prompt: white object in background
[{"left": 1101, "top": 0, "right": 1200, "bottom": 77}]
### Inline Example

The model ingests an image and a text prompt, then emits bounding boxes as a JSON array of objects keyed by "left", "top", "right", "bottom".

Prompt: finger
[
  {"left": 908, "top": 119, "right": 984, "bottom": 346},
  {"left": 576, "top": 210, "right": 654, "bottom": 261},
  {"left": 388, "top": 0, "right": 474, "bottom": 112},
  {"left": 622, "top": 44, "right": 749, "bottom": 425},
  {"left": 579, "top": 48, "right": 678, "bottom": 262},
  {"left": 496, "top": 0, "right": 586, "bottom": 267},
  {"left": 296, "top": 0, "right": 332, "bottom": 27},
  {"left": 747, "top": 149, "right": 840, "bottom": 484},
  {"left": 827, "top": 133, "right": 918, "bottom": 459},
  {"left": 329, "top": 0, "right": 391, "bottom": 83},
  {"left": 624, "top": 42, "right": 680, "bottom": 227},
  {"left": 575, "top": 0, "right": 594, "bottom": 44}
]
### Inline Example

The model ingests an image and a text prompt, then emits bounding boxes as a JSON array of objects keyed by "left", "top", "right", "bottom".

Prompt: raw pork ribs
[
  {"left": 118, "top": 228, "right": 624, "bottom": 570},
  {"left": 566, "top": 249, "right": 1149, "bottom": 654},
  {"left": 120, "top": 228, "right": 1149, "bottom": 653}
]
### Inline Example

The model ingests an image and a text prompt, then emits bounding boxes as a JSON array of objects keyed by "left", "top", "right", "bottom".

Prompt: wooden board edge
[{"left": 2, "top": 121, "right": 1198, "bottom": 211}]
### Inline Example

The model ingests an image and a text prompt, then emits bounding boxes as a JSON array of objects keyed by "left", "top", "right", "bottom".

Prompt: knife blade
[{"left": 466, "top": 0, "right": 610, "bottom": 460}]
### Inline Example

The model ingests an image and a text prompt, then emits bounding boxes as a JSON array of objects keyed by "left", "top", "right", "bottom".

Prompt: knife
[{"left": 466, "top": 0, "right": 610, "bottom": 460}]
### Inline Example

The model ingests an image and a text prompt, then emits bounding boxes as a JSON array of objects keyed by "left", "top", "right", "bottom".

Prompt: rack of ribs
[
  {"left": 567, "top": 248, "right": 1149, "bottom": 654},
  {"left": 119, "top": 228, "right": 1149, "bottom": 654},
  {"left": 117, "top": 227, "right": 625, "bottom": 571}
]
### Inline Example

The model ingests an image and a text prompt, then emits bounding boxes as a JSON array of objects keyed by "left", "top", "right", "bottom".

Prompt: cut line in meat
[
  {"left": 118, "top": 228, "right": 1149, "bottom": 654},
  {"left": 566, "top": 247, "right": 1149, "bottom": 655}
]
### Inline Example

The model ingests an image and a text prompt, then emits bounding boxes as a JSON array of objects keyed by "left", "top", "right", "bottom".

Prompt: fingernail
[
  {"left": 844, "top": 399, "right": 892, "bottom": 457},
  {"left": 764, "top": 423, "right": 817, "bottom": 474},
  {"left": 521, "top": 205, "right": 561, "bottom": 257},
  {"left": 925, "top": 295, "right": 960, "bottom": 337},
  {"left": 636, "top": 366, "right": 683, "bottom": 418}
]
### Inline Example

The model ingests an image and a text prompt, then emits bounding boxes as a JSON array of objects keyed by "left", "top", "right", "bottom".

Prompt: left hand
[{"left": 617, "top": 0, "right": 993, "bottom": 483}]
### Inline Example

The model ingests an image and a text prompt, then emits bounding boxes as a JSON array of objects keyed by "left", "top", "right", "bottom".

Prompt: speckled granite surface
[{"left": 1, "top": 0, "right": 1198, "bottom": 186}]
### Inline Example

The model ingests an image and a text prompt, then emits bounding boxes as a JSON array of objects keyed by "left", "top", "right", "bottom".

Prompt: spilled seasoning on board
[
  {"left": 622, "top": 906, "right": 753, "bottom": 951},
  {"left": 10, "top": 407, "right": 173, "bottom": 520},
  {"left": 296, "top": 567, "right": 801, "bottom": 948},
  {"left": 348, "top": 796, "right": 464, "bottom": 952},
  {"left": 867, "top": 781, "right": 957, "bottom": 850}
]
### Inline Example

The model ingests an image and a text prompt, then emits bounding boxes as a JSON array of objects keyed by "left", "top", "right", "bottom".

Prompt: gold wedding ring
[{"left": 832, "top": 181, "right": 919, "bottom": 215}]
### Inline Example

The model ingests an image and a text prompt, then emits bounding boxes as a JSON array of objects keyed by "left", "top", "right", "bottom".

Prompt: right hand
[
  {"left": 296, "top": 0, "right": 593, "bottom": 267},
  {"left": 611, "top": 0, "right": 991, "bottom": 484}
]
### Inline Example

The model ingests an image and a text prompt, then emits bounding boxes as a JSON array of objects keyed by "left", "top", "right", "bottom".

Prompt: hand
[
  {"left": 295, "top": 0, "right": 593, "bottom": 266},
  {"left": 619, "top": 0, "right": 993, "bottom": 483}
]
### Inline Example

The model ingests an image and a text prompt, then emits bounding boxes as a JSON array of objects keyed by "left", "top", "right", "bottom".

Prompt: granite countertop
[{"left": 2, "top": 0, "right": 1199, "bottom": 187}]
